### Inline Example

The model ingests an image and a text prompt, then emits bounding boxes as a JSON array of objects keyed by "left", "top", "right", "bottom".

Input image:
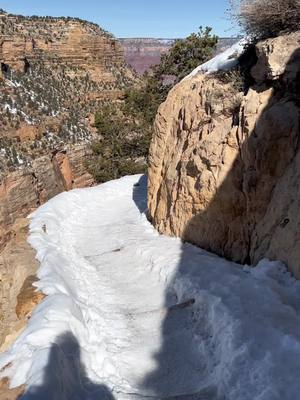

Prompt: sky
[{"left": 1, "top": 0, "right": 239, "bottom": 38}]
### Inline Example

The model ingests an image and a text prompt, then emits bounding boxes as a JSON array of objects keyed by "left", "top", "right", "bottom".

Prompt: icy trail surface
[{"left": 1, "top": 175, "right": 300, "bottom": 400}]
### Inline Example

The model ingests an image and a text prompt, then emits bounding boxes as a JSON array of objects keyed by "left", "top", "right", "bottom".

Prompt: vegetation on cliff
[
  {"left": 88, "top": 27, "right": 219, "bottom": 183},
  {"left": 86, "top": 102, "right": 150, "bottom": 183},
  {"left": 0, "top": 63, "right": 100, "bottom": 174},
  {"left": 0, "top": 8, "right": 113, "bottom": 38},
  {"left": 156, "top": 27, "right": 218, "bottom": 80},
  {"left": 0, "top": 11, "right": 135, "bottom": 178}
]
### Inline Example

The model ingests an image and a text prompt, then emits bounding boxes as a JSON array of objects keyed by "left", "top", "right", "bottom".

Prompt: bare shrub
[{"left": 230, "top": 0, "right": 300, "bottom": 39}]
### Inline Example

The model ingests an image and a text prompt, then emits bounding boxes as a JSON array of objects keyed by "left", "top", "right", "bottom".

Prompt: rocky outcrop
[
  {"left": 148, "top": 32, "right": 300, "bottom": 277},
  {"left": 0, "top": 144, "right": 94, "bottom": 249},
  {"left": 0, "top": 12, "right": 135, "bottom": 180},
  {"left": 0, "top": 144, "right": 94, "bottom": 353},
  {"left": 0, "top": 218, "right": 39, "bottom": 352}
]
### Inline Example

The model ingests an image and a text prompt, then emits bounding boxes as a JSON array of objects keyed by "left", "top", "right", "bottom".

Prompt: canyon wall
[
  {"left": 0, "top": 144, "right": 94, "bottom": 355},
  {"left": 148, "top": 32, "right": 300, "bottom": 277},
  {"left": 0, "top": 12, "right": 128, "bottom": 84},
  {"left": 0, "top": 10, "right": 133, "bottom": 352},
  {"left": 0, "top": 10, "right": 134, "bottom": 239},
  {"left": 0, "top": 145, "right": 94, "bottom": 249}
]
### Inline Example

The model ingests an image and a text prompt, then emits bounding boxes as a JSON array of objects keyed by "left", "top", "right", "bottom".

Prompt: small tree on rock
[{"left": 156, "top": 26, "right": 218, "bottom": 81}]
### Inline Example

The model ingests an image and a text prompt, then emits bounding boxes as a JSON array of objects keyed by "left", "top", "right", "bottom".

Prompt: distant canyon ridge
[{"left": 119, "top": 38, "right": 238, "bottom": 74}]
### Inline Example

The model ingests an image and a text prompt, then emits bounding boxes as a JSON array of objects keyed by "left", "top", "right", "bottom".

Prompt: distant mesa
[{"left": 119, "top": 37, "right": 239, "bottom": 74}]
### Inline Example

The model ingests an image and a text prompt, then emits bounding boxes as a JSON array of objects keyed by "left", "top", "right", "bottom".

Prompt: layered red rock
[
  {"left": 0, "top": 144, "right": 94, "bottom": 249},
  {"left": 120, "top": 38, "right": 174, "bottom": 74},
  {"left": 0, "top": 12, "right": 129, "bottom": 395},
  {"left": 0, "top": 13, "right": 126, "bottom": 84}
]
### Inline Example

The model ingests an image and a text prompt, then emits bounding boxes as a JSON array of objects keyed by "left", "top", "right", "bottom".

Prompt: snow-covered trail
[{"left": 1, "top": 175, "right": 300, "bottom": 400}]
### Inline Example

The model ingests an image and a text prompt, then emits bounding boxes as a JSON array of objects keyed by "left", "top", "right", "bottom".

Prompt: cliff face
[
  {"left": 0, "top": 144, "right": 94, "bottom": 354},
  {"left": 148, "top": 32, "right": 300, "bottom": 277},
  {"left": 0, "top": 12, "right": 128, "bottom": 84},
  {"left": 0, "top": 11, "right": 135, "bottom": 230},
  {"left": 0, "top": 11, "right": 122, "bottom": 242},
  {"left": 0, "top": 144, "right": 94, "bottom": 248},
  {"left": 0, "top": 11, "right": 134, "bottom": 352}
]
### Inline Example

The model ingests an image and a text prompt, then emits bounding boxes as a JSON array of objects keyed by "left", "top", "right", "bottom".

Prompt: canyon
[
  {"left": 0, "top": 9, "right": 134, "bottom": 355},
  {"left": 0, "top": 6, "right": 300, "bottom": 399},
  {"left": 120, "top": 37, "right": 238, "bottom": 74},
  {"left": 148, "top": 31, "right": 300, "bottom": 278}
]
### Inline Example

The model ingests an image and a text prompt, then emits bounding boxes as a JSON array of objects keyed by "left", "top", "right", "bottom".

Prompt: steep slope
[
  {"left": 0, "top": 10, "right": 135, "bottom": 234},
  {"left": 148, "top": 32, "right": 300, "bottom": 277},
  {"left": 0, "top": 10, "right": 135, "bottom": 351}
]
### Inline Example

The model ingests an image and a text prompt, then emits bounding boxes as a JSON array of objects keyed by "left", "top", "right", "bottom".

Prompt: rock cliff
[
  {"left": 0, "top": 10, "right": 134, "bottom": 352},
  {"left": 0, "top": 10, "right": 134, "bottom": 238},
  {"left": 0, "top": 11, "right": 129, "bottom": 84},
  {"left": 148, "top": 32, "right": 300, "bottom": 277},
  {"left": 0, "top": 145, "right": 93, "bottom": 355},
  {"left": 0, "top": 144, "right": 94, "bottom": 249}
]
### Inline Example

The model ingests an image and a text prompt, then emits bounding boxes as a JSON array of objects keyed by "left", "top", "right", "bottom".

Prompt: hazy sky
[{"left": 2, "top": 0, "right": 238, "bottom": 38}]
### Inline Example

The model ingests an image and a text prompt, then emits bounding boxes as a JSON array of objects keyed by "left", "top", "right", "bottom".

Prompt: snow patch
[
  {"left": 0, "top": 175, "right": 300, "bottom": 399},
  {"left": 184, "top": 39, "right": 246, "bottom": 80}
]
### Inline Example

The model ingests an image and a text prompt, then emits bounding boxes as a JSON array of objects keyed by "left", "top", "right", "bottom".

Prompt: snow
[
  {"left": 6, "top": 78, "right": 21, "bottom": 88},
  {"left": 184, "top": 39, "right": 246, "bottom": 79},
  {"left": 4, "top": 102, "right": 17, "bottom": 115},
  {"left": 1, "top": 174, "right": 300, "bottom": 399}
]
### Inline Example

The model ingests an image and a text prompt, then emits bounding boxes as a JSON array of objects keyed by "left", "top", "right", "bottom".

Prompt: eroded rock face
[
  {"left": 251, "top": 32, "right": 300, "bottom": 83},
  {"left": 0, "top": 12, "right": 123, "bottom": 386},
  {"left": 0, "top": 144, "right": 94, "bottom": 353},
  {"left": 0, "top": 144, "right": 94, "bottom": 249},
  {"left": 148, "top": 32, "right": 300, "bottom": 277},
  {"left": 0, "top": 13, "right": 126, "bottom": 84},
  {"left": 0, "top": 218, "right": 39, "bottom": 353}
]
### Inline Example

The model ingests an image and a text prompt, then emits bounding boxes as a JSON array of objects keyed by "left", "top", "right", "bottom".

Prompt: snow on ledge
[{"left": 184, "top": 39, "right": 247, "bottom": 81}]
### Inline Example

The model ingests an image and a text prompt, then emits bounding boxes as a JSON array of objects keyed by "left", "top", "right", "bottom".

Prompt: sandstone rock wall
[{"left": 148, "top": 32, "right": 300, "bottom": 277}]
